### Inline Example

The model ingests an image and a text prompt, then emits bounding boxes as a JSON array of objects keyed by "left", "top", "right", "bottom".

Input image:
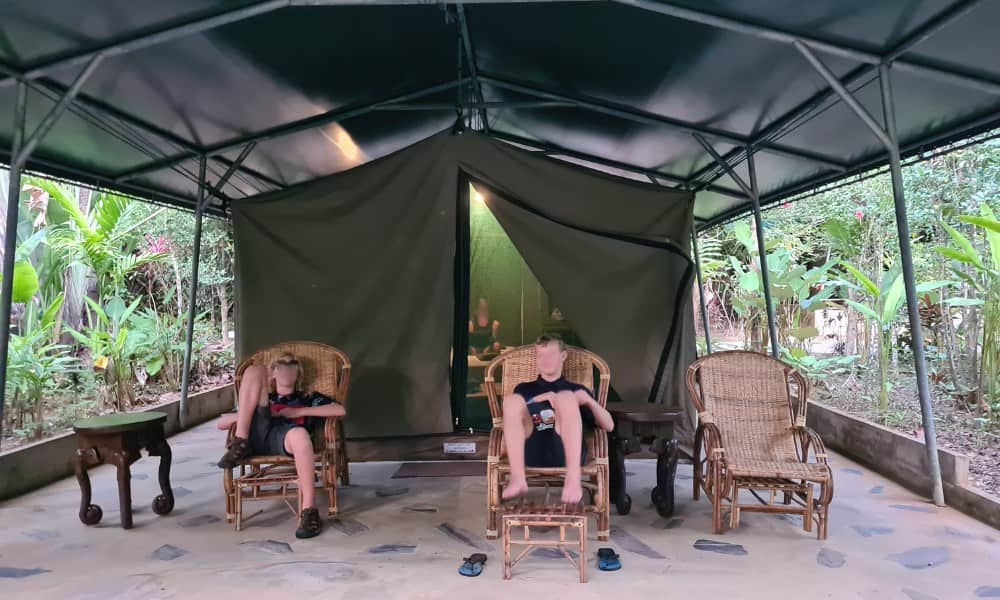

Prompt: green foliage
[{"left": 937, "top": 202, "right": 1000, "bottom": 421}]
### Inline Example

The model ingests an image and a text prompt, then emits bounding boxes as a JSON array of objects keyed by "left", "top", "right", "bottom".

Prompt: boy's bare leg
[
  {"left": 284, "top": 428, "right": 316, "bottom": 509},
  {"left": 552, "top": 390, "right": 583, "bottom": 504},
  {"left": 234, "top": 364, "right": 268, "bottom": 439},
  {"left": 501, "top": 394, "right": 532, "bottom": 500}
]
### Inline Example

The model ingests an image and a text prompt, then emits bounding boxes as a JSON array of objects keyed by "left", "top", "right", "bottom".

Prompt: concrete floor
[{"left": 1, "top": 421, "right": 998, "bottom": 600}]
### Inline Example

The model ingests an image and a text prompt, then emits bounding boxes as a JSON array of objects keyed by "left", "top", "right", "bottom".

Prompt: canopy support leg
[
  {"left": 0, "top": 81, "right": 26, "bottom": 448},
  {"left": 691, "top": 230, "right": 712, "bottom": 354},
  {"left": 179, "top": 156, "right": 208, "bottom": 430},
  {"left": 0, "top": 57, "right": 100, "bottom": 446},
  {"left": 796, "top": 40, "right": 945, "bottom": 506},
  {"left": 693, "top": 133, "right": 779, "bottom": 357}
]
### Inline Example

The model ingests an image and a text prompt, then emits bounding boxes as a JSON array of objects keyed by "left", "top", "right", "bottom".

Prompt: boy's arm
[
  {"left": 291, "top": 403, "right": 346, "bottom": 418},
  {"left": 217, "top": 413, "right": 238, "bottom": 430},
  {"left": 575, "top": 390, "right": 614, "bottom": 432}
]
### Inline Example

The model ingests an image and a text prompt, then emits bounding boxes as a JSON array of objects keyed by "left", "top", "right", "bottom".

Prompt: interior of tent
[{"left": 232, "top": 130, "right": 696, "bottom": 442}]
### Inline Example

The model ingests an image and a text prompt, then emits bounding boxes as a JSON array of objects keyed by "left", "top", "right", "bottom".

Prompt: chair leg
[
  {"left": 729, "top": 485, "right": 740, "bottom": 530},
  {"left": 803, "top": 484, "right": 814, "bottom": 534},
  {"left": 337, "top": 421, "right": 350, "bottom": 486},
  {"left": 693, "top": 429, "right": 703, "bottom": 501},
  {"left": 235, "top": 484, "right": 244, "bottom": 532},
  {"left": 712, "top": 487, "right": 724, "bottom": 535},
  {"left": 486, "top": 463, "right": 499, "bottom": 539},
  {"left": 598, "top": 467, "right": 610, "bottom": 541},
  {"left": 223, "top": 469, "right": 235, "bottom": 524}
]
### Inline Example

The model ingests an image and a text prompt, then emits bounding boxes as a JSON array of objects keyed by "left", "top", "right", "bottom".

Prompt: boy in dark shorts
[
  {"left": 216, "top": 352, "right": 345, "bottom": 538},
  {"left": 501, "top": 334, "right": 614, "bottom": 504}
]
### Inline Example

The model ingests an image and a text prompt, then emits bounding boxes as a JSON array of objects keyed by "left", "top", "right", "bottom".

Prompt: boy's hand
[
  {"left": 530, "top": 392, "right": 557, "bottom": 404},
  {"left": 276, "top": 406, "right": 304, "bottom": 418}
]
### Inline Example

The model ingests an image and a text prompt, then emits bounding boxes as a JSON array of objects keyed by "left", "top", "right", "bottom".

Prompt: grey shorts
[{"left": 247, "top": 406, "right": 305, "bottom": 457}]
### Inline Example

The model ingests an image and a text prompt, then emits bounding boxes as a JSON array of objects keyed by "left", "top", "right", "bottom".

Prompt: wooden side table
[
  {"left": 502, "top": 503, "right": 587, "bottom": 583},
  {"left": 607, "top": 403, "right": 682, "bottom": 517},
  {"left": 72, "top": 411, "right": 174, "bottom": 529}
]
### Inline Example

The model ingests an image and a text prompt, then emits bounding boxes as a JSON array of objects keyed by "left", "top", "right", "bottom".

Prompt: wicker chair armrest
[
  {"left": 794, "top": 425, "right": 829, "bottom": 463},
  {"left": 226, "top": 422, "right": 237, "bottom": 443},
  {"left": 697, "top": 421, "right": 726, "bottom": 460}
]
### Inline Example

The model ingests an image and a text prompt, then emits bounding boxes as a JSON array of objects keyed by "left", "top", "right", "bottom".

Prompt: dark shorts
[
  {"left": 524, "top": 431, "right": 588, "bottom": 468},
  {"left": 248, "top": 406, "right": 305, "bottom": 457}
]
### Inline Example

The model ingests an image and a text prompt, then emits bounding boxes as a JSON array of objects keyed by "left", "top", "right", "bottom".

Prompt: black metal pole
[
  {"left": 879, "top": 63, "right": 946, "bottom": 506},
  {"left": 691, "top": 230, "right": 712, "bottom": 354},
  {"left": 747, "top": 147, "right": 780, "bottom": 358},
  {"left": 0, "top": 81, "right": 27, "bottom": 446},
  {"left": 179, "top": 156, "right": 207, "bottom": 429}
]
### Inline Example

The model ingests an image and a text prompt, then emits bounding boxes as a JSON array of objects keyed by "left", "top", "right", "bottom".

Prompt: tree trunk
[{"left": 218, "top": 284, "right": 230, "bottom": 341}]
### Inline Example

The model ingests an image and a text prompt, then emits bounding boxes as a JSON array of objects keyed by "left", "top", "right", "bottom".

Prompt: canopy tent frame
[{"left": 0, "top": 1, "right": 995, "bottom": 508}]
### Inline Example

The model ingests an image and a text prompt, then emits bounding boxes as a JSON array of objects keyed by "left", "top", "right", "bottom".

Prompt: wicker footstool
[{"left": 502, "top": 503, "right": 588, "bottom": 583}]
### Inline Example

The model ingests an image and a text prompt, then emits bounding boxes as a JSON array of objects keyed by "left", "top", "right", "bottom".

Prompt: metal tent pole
[
  {"left": 179, "top": 156, "right": 208, "bottom": 429},
  {"left": 692, "top": 133, "right": 779, "bottom": 357},
  {"left": 746, "top": 146, "right": 780, "bottom": 358},
  {"left": 796, "top": 40, "right": 945, "bottom": 506},
  {"left": 691, "top": 229, "right": 712, "bottom": 354},
  {"left": 0, "top": 58, "right": 100, "bottom": 445},
  {"left": 0, "top": 81, "right": 27, "bottom": 446},
  {"left": 879, "top": 62, "right": 946, "bottom": 507}
]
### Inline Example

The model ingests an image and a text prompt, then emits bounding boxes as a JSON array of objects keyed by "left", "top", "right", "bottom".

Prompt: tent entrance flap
[{"left": 233, "top": 131, "right": 696, "bottom": 441}]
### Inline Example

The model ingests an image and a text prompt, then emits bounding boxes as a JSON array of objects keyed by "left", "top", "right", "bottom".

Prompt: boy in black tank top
[{"left": 500, "top": 334, "right": 614, "bottom": 504}]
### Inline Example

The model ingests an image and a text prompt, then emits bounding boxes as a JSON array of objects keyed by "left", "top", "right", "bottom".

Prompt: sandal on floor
[
  {"left": 597, "top": 547, "right": 621, "bottom": 571},
  {"left": 459, "top": 553, "right": 488, "bottom": 577}
]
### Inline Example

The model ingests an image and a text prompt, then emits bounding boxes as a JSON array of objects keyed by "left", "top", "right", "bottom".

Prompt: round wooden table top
[
  {"left": 607, "top": 402, "right": 683, "bottom": 423},
  {"left": 73, "top": 411, "right": 168, "bottom": 435}
]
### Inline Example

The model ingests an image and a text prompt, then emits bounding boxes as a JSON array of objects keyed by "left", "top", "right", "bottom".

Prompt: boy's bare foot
[
  {"left": 502, "top": 478, "right": 529, "bottom": 500},
  {"left": 561, "top": 478, "right": 583, "bottom": 504}
]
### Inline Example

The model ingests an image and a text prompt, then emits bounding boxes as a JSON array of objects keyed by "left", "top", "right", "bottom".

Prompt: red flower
[
  {"left": 144, "top": 234, "right": 173, "bottom": 255},
  {"left": 855, "top": 209, "right": 864, "bottom": 221}
]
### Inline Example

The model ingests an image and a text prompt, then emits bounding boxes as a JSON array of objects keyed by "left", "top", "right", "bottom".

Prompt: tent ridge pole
[
  {"left": 115, "top": 78, "right": 468, "bottom": 183},
  {"left": 0, "top": 0, "right": 290, "bottom": 87},
  {"left": 616, "top": 0, "right": 1000, "bottom": 96}
]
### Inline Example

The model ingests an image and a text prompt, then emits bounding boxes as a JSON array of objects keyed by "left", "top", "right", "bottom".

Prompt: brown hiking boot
[
  {"left": 295, "top": 507, "right": 323, "bottom": 539},
  {"left": 217, "top": 436, "right": 251, "bottom": 469}
]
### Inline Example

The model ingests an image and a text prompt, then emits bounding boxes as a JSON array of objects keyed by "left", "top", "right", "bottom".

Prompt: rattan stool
[{"left": 502, "top": 503, "right": 588, "bottom": 583}]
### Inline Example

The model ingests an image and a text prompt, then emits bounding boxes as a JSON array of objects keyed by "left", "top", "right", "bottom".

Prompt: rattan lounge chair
[
  {"left": 222, "top": 341, "right": 351, "bottom": 530},
  {"left": 685, "top": 350, "right": 833, "bottom": 539},
  {"left": 484, "top": 345, "right": 611, "bottom": 541}
]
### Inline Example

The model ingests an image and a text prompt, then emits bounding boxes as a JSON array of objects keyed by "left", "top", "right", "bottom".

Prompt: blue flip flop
[
  {"left": 598, "top": 547, "right": 621, "bottom": 571},
  {"left": 459, "top": 553, "right": 487, "bottom": 577}
]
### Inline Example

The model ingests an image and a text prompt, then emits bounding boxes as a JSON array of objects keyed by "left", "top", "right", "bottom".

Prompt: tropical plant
[
  {"left": 936, "top": 202, "right": 1000, "bottom": 421},
  {"left": 838, "top": 261, "right": 951, "bottom": 411},
  {"left": 727, "top": 221, "right": 838, "bottom": 352},
  {"left": 67, "top": 296, "right": 144, "bottom": 410},
  {"left": 5, "top": 303, "right": 77, "bottom": 439}
]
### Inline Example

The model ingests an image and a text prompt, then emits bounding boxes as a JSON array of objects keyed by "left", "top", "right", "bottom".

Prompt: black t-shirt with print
[{"left": 513, "top": 376, "right": 595, "bottom": 467}]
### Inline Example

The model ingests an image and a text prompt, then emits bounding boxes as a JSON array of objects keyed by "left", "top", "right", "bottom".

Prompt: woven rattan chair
[
  {"left": 685, "top": 350, "right": 833, "bottom": 539},
  {"left": 484, "top": 345, "right": 611, "bottom": 541},
  {"left": 222, "top": 341, "right": 351, "bottom": 530}
]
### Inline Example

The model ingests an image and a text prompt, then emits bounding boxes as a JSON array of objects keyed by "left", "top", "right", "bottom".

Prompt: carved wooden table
[
  {"left": 607, "top": 403, "right": 682, "bottom": 517},
  {"left": 72, "top": 412, "right": 174, "bottom": 529}
]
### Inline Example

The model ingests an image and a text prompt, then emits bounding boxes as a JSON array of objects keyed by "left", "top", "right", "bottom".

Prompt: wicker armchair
[
  {"left": 484, "top": 345, "right": 611, "bottom": 541},
  {"left": 685, "top": 350, "right": 833, "bottom": 539},
  {"left": 222, "top": 341, "right": 351, "bottom": 530}
]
